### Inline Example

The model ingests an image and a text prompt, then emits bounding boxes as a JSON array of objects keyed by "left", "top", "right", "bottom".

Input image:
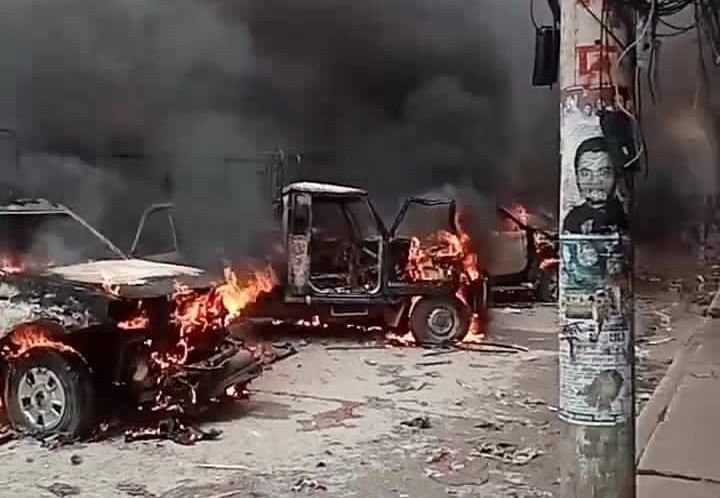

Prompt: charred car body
[
  {"left": 487, "top": 206, "right": 559, "bottom": 302},
  {"left": 242, "top": 182, "right": 487, "bottom": 344},
  {"left": 0, "top": 198, "right": 262, "bottom": 437}
]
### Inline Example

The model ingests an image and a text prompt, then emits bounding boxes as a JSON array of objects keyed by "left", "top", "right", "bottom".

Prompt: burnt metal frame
[
  {"left": 129, "top": 203, "right": 180, "bottom": 257},
  {"left": 283, "top": 187, "right": 463, "bottom": 302},
  {"left": 0, "top": 201, "right": 128, "bottom": 261},
  {"left": 489, "top": 206, "right": 557, "bottom": 288}
]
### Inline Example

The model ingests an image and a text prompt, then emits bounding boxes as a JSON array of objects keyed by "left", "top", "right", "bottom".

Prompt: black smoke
[{"left": 0, "top": 0, "right": 558, "bottom": 264}]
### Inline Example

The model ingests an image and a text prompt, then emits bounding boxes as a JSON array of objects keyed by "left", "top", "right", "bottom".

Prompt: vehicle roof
[
  {"left": 0, "top": 197, "right": 69, "bottom": 214},
  {"left": 282, "top": 181, "right": 367, "bottom": 196}
]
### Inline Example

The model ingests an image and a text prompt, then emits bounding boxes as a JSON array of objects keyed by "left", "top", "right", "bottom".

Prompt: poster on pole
[{"left": 558, "top": 234, "right": 632, "bottom": 425}]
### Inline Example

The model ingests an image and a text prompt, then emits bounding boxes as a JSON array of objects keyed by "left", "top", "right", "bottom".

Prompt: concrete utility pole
[{"left": 558, "top": 0, "right": 638, "bottom": 496}]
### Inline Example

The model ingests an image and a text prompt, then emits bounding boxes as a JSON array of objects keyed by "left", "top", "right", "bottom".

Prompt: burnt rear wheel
[
  {"left": 4, "top": 349, "right": 95, "bottom": 437},
  {"left": 409, "top": 296, "right": 471, "bottom": 345}
]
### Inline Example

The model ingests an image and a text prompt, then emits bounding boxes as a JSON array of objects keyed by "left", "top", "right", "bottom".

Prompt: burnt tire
[
  {"left": 410, "top": 296, "right": 471, "bottom": 345},
  {"left": 4, "top": 349, "right": 95, "bottom": 437}
]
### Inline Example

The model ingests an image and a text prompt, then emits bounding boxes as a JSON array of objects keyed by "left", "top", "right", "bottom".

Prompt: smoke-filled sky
[{"left": 0, "top": 0, "right": 715, "bottom": 259}]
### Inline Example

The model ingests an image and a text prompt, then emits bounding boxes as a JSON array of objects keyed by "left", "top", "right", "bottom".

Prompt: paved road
[{"left": 0, "top": 307, "right": 561, "bottom": 498}]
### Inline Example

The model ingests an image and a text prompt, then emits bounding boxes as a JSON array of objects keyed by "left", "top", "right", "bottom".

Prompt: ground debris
[
  {"left": 471, "top": 441, "right": 544, "bottom": 466},
  {"left": 647, "top": 336, "right": 675, "bottom": 346},
  {"left": 691, "top": 371, "right": 718, "bottom": 379},
  {"left": 400, "top": 416, "right": 432, "bottom": 429},
  {"left": 291, "top": 477, "right": 327, "bottom": 492},
  {"left": 124, "top": 416, "right": 222, "bottom": 445},
  {"left": 324, "top": 344, "right": 386, "bottom": 351},
  {"left": 252, "top": 342, "right": 298, "bottom": 367},
  {"left": 40, "top": 482, "right": 81, "bottom": 497},
  {"left": 474, "top": 420, "right": 505, "bottom": 431},
  {"left": 459, "top": 341, "right": 529, "bottom": 354},
  {"left": 38, "top": 432, "right": 80, "bottom": 450},
  {"left": 116, "top": 481, "right": 158, "bottom": 497},
  {"left": 415, "top": 359, "right": 453, "bottom": 367},
  {"left": 422, "top": 347, "right": 462, "bottom": 357},
  {"left": 0, "top": 425, "right": 16, "bottom": 446}
]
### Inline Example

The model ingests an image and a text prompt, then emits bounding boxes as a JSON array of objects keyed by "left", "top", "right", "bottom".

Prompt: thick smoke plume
[{"left": 0, "top": 0, "right": 555, "bottom": 263}]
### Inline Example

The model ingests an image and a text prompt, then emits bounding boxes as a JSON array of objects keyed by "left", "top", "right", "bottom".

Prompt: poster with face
[{"left": 560, "top": 94, "right": 630, "bottom": 236}]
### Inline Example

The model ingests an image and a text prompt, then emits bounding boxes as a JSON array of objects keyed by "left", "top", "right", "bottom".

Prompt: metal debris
[
  {"left": 415, "top": 359, "right": 453, "bottom": 367},
  {"left": 124, "top": 417, "right": 222, "bottom": 445}
]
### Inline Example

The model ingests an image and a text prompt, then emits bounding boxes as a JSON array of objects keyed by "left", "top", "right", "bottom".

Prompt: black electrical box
[{"left": 532, "top": 26, "right": 560, "bottom": 87}]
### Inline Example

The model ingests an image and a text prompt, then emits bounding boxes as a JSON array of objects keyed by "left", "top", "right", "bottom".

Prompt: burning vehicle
[
  {"left": 240, "top": 182, "right": 487, "bottom": 345},
  {"left": 487, "top": 205, "right": 559, "bottom": 302},
  {"left": 0, "top": 198, "right": 266, "bottom": 437}
]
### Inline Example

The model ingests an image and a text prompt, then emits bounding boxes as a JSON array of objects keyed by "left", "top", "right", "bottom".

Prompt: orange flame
[
  {"left": 216, "top": 267, "right": 275, "bottom": 324},
  {"left": 392, "top": 214, "right": 486, "bottom": 345},
  {"left": 118, "top": 301, "right": 150, "bottom": 330},
  {"left": 149, "top": 266, "right": 275, "bottom": 368},
  {"left": 3, "top": 323, "right": 77, "bottom": 360},
  {"left": 0, "top": 256, "right": 24, "bottom": 274}
]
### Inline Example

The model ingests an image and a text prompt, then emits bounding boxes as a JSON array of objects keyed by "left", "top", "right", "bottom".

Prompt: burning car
[
  {"left": 0, "top": 198, "right": 265, "bottom": 437},
  {"left": 240, "top": 182, "right": 487, "bottom": 344},
  {"left": 487, "top": 205, "right": 559, "bottom": 302}
]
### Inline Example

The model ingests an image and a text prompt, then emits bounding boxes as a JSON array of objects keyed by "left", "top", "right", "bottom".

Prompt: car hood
[{"left": 45, "top": 259, "right": 205, "bottom": 286}]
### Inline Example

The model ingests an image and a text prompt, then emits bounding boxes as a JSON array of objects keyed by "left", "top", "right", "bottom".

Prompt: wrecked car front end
[{"left": 0, "top": 199, "right": 267, "bottom": 437}]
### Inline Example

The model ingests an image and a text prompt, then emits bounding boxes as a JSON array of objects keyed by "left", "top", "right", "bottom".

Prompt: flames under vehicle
[
  {"left": 0, "top": 199, "right": 263, "bottom": 437},
  {"left": 239, "top": 182, "right": 488, "bottom": 345}
]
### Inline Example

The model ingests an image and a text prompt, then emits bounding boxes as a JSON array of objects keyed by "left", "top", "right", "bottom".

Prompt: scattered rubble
[
  {"left": 471, "top": 442, "right": 544, "bottom": 466},
  {"left": 291, "top": 478, "right": 327, "bottom": 493},
  {"left": 40, "top": 482, "right": 81, "bottom": 497},
  {"left": 124, "top": 416, "right": 222, "bottom": 446},
  {"left": 116, "top": 482, "right": 157, "bottom": 498},
  {"left": 400, "top": 416, "right": 432, "bottom": 429}
]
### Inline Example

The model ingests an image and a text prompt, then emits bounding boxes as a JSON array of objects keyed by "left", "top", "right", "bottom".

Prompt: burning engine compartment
[{"left": 0, "top": 198, "right": 277, "bottom": 441}]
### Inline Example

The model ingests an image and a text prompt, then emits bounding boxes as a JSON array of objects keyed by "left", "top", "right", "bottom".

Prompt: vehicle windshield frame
[{"left": 0, "top": 205, "right": 128, "bottom": 266}]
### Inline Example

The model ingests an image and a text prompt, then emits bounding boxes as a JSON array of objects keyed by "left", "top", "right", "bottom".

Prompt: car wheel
[
  {"left": 4, "top": 349, "right": 95, "bottom": 437},
  {"left": 537, "top": 267, "right": 558, "bottom": 302},
  {"left": 410, "top": 296, "right": 471, "bottom": 345}
]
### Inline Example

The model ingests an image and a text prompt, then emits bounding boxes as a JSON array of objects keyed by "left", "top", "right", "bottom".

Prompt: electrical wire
[
  {"left": 578, "top": 0, "right": 629, "bottom": 49},
  {"left": 530, "top": 0, "right": 539, "bottom": 30}
]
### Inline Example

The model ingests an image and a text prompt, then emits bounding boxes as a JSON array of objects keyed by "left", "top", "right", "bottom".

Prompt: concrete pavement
[
  {"left": 638, "top": 318, "right": 720, "bottom": 498},
  {"left": 0, "top": 307, "right": 562, "bottom": 498}
]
